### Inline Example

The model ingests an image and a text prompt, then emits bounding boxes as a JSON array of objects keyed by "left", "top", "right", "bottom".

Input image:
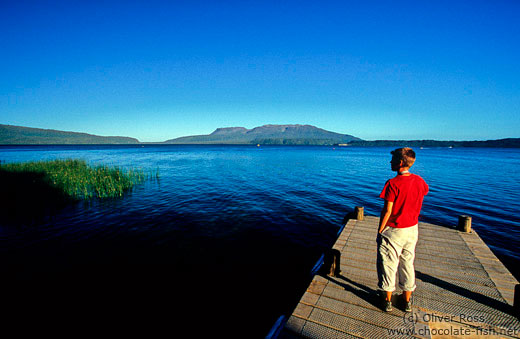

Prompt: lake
[{"left": 1, "top": 145, "right": 519, "bottom": 337}]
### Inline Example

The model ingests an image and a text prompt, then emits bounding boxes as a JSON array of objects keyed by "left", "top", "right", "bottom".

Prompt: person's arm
[{"left": 378, "top": 200, "right": 394, "bottom": 233}]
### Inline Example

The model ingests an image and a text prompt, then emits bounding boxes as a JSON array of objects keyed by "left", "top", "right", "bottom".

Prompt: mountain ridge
[
  {"left": 0, "top": 124, "right": 139, "bottom": 145},
  {"left": 165, "top": 124, "right": 361, "bottom": 145},
  {"left": 1, "top": 123, "right": 519, "bottom": 147}
]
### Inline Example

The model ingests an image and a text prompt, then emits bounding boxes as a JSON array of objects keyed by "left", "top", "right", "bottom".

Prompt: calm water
[{"left": 1, "top": 145, "right": 519, "bottom": 336}]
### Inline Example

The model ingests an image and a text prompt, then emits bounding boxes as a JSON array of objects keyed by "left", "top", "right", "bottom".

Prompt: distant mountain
[
  {"left": 165, "top": 124, "right": 361, "bottom": 145},
  {"left": 2, "top": 123, "right": 518, "bottom": 147},
  {"left": 0, "top": 124, "right": 139, "bottom": 144}
]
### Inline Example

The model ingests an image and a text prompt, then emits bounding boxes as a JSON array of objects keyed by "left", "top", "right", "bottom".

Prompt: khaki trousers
[{"left": 377, "top": 224, "right": 418, "bottom": 292}]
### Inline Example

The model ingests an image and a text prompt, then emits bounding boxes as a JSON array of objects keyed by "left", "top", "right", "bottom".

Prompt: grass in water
[{"left": 0, "top": 159, "right": 150, "bottom": 200}]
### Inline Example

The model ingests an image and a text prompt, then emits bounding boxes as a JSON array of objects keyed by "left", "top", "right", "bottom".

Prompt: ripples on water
[{"left": 0, "top": 145, "right": 519, "bottom": 336}]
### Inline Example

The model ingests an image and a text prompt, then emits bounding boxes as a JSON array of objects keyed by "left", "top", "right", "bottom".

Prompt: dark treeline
[{"left": 346, "top": 138, "right": 520, "bottom": 148}]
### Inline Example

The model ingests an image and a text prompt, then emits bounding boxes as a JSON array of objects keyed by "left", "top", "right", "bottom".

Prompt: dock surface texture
[{"left": 280, "top": 216, "right": 520, "bottom": 338}]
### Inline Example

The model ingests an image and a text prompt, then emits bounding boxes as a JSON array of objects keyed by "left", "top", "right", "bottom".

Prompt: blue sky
[{"left": 1, "top": 1, "right": 519, "bottom": 142}]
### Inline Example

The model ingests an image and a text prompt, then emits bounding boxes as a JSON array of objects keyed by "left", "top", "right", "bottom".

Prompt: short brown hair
[{"left": 391, "top": 147, "right": 416, "bottom": 167}]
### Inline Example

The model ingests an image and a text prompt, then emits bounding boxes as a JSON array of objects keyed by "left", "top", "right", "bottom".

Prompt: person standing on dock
[{"left": 377, "top": 147, "right": 428, "bottom": 312}]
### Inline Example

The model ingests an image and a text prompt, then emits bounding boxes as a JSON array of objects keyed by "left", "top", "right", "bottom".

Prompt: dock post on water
[{"left": 271, "top": 207, "right": 520, "bottom": 338}]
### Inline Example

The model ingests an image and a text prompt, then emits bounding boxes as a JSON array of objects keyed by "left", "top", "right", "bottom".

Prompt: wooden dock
[{"left": 273, "top": 213, "right": 520, "bottom": 338}]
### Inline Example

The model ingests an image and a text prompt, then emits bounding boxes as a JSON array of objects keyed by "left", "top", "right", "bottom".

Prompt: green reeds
[{"left": 0, "top": 159, "right": 151, "bottom": 199}]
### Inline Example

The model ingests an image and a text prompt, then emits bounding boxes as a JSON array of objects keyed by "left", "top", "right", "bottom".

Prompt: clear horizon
[
  {"left": 4, "top": 122, "right": 519, "bottom": 143},
  {"left": 2, "top": 122, "right": 519, "bottom": 143},
  {"left": 2, "top": 1, "right": 519, "bottom": 142}
]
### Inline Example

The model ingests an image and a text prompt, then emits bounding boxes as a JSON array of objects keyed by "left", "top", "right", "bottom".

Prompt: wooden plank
[{"left": 280, "top": 215, "right": 520, "bottom": 339}]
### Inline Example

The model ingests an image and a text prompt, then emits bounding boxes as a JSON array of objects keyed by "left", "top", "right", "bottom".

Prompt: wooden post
[
  {"left": 355, "top": 206, "right": 364, "bottom": 221},
  {"left": 515, "top": 284, "right": 520, "bottom": 316},
  {"left": 321, "top": 249, "right": 341, "bottom": 277},
  {"left": 458, "top": 215, "right": 472, "bottom": 233}
]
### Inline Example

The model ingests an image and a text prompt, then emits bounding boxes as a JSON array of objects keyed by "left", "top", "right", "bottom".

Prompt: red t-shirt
[{"left": 379, "top": 173, "right": 429, "bottom": 228}]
